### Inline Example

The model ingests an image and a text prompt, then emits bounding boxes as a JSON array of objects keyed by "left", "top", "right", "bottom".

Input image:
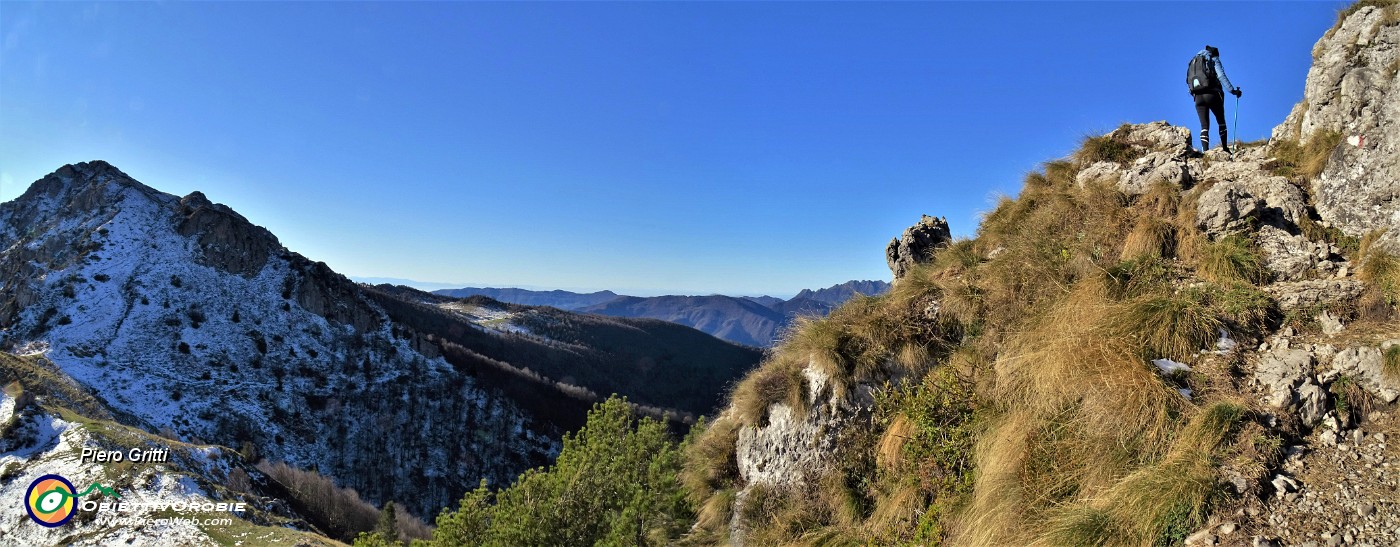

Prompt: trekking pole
[{"left": 1233, "top": 95, "right": 1240, "bottom": 152}]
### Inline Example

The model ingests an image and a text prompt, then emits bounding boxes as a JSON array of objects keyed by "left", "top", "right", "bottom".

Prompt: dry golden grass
[
  {"left": 877, "top": 414, "right": 913, "bottom": 471},
  {"left": 1076, "top": 127, "right": 1148, "bottom": 166},
  {"left": 864, "top": 482, "right": 924, "bottom": 538},
  {"left": 681, "top": 416, "right": 741, "bottom": 505},
  {"left": 689, "top": 489, "right": 734, "bottom": 543},
  {"left": 1113, "top": 289, "right": 1224, "bottom": 360},
  {"left": 947, "top": 276, "right": 1258, "bottom": 546},
  {"left": 1120, "top": 216, "right": 1175, "bottom": 260},
  {"left": 729, "top": 358, "right": 804, "bottom": 427},
  {"left": 1356, "top": 230, "right": 1400, "bottom": 322}
]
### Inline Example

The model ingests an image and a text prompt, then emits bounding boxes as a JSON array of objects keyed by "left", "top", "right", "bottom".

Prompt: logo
[
  {"left": 25, "top": 474, "right": 77, "bottom": 527},
  {"left": 24, "top": 474, "right": 121, "bottom": 527}
]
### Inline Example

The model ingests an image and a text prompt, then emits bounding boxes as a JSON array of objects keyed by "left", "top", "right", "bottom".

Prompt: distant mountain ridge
[
  {"left": 434, "top": 287, "right": 621, "bottom": 309},
  {"left": 433, "top": 280, "right": 891, "bottom": 347},
  {"left": 578, "top": 294, "right": 787, "bottom": 348}
]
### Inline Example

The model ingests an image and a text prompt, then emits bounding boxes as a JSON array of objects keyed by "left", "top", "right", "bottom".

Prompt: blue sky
[{"left": 1, "top": 1, "right": 1345, "bottom": 297}]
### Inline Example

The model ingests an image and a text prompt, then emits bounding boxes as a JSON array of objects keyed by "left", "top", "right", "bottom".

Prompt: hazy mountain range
[{"left": 433, "top": 279, "right": 891, "bottom": 347}]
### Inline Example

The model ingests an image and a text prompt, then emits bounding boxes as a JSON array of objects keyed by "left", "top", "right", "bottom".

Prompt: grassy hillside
[{"left": 679, "top": 125, "right": 1399, "bottom": 545}]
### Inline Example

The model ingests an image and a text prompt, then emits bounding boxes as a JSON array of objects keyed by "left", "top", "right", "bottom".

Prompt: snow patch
[{"left": 1152, "top": 358, "right": 1192, "bottom": 375}]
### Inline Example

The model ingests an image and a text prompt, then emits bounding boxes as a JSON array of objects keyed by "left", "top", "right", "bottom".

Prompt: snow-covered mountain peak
[{"left": 1, "top": 163, "right": 555, "bottom": 516}]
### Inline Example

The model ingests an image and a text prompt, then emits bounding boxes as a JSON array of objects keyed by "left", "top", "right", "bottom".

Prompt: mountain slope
[
  {"left": 432, "top": 282, "right": 890, "bottom": 348},
  {"left": 0, "top": 353, "right": 338, "bottom": 546},
  {"left": 681, "top": 3, "right": 1400, "bottom": 545},
  {"left": 365, "top": 287, "right": 763, "bottom": 418},
  {"left": 0, "top": 162, "right": 760, "bottom": 520},
  {"left": 0, "top": 162, "right": 555, "bottom": 517}
]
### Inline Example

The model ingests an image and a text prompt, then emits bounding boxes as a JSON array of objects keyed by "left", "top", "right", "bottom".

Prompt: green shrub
[{"left": 424, "top": 397, "right": 691, "bottom": 546}]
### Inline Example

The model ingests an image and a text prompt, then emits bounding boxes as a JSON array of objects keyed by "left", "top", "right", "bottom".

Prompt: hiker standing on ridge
[{"left": 1186, "top": 45, "right": 1242, "bottom": 155}]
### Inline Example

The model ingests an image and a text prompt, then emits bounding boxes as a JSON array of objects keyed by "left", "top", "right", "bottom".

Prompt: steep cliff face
[
  {"left": 1274, "top": 2, "right": 1400, "bottom": 252},
  {"left": 0, "top": 162, "right": 555, "bottom": 517},
  {"left": 688, "top": 3, "right": 1400, "bottom": 545}
]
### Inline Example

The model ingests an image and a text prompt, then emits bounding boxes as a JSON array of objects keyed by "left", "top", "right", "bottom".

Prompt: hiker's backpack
[{"left": 1187, "top": 53, "right": 1217, "bottom": 94}]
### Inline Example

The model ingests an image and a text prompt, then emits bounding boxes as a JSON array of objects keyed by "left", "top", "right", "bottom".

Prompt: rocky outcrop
[
  {"left": 1274, "top": 3, "right": 1400, "bottom": 252},
  {"left": 886, "top": 215, "right": 951, "bottom": 280},
  {"left": 1328, "top": 344, "right": 1400, "bottom": 404},
  {"left": 1253, "top": 348, "right": 1328, "bottom": 428},
  {"left": 1265, "top": 279, "right": 1366, "bottom": 311},
  {"left": 1196, "top": 181, "right": 1264, "bottom": 234},
  {"left": 734, "top": 364, "right": 873, "bottom": 490},
  {"left": 176, "top": 191, "right": 278, "bottom": 277},
  {"left": 1255, "top": 225, "right": 1345, "bottom": 281},
  {"left": 291, "top": 257, "right": 382, "bottom": 333},
  {"left": 1075, "top": 122, "right": 1194, "bottom": 195}
]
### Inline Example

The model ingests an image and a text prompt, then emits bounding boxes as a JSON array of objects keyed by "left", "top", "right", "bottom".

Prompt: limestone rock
[
  {"left": 1071, "top": 122, "right": 1194, "bottom": 195},
  {"left": 734, "top": 361, "right": 874, "bottom": 490},
  {"left": 1185, "top": 528, "right": 1218, "bottom": 547},
  {"left": 1075, "top": 161, "right": 1121, "bottom": 188},
  {"left": 1255, "top": 225, "right": 1339, "bottom": 281},
  {"left": 1254, "top": 348, "right": 1313, "bottom": 408},
  {"left": 1111, "top": 121, "right": 1194, "bottom": 158},
  {"left": 1317, "top": 310, "right": 1345, "bottom": 335},
  {"left": 1119, "top": 151, "right": 1190, "bottom": 195},
  {"left": 1272, "top": 4, "right": 1400, "bottom": 253},
  {"left": 1196, "top": 181, "right": 1263, "bottom": 235},
  {"left": 1266, "top": 279, "right": 1365, "bottom": 311},
  {"left": 1329, "top": 346, "right": 1400, "bottom": 404},
  {"left": 886, "top": 215, "right": 951, "bottom": 280},
  {"left": 1197, "top": 163, "right": 1309, "bottom": 227},
  {"left": 1296, "top": 381, "right": 1329, "bottom": 427}
]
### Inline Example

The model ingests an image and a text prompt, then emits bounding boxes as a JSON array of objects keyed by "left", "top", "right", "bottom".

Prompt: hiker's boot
[{"left": 1219, "top": 128, "right": 1231, "bottom": 158}]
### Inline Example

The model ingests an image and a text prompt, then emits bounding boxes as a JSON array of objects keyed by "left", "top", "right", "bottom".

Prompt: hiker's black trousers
[{"left": 1193, "top": 91, "right": 1227, "bottom": 150}]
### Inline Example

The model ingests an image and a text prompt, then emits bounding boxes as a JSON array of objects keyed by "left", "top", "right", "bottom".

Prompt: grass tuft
[
  {"left": 729, "top": 358, "right": 803, "bottom": 427},
  {"left": 1077, "top": 130, "right": 1146, "bottom": 166},
  {"left": 1268, "top": 130, "right": 1343, "bottom": 180},
  {"left": 1114, "top": 288, "right": 1222, "bottom": 360},
  {"left": 1197, "top": 235, "right": 1270, "bottom": 285},
  {"left": 1121, "top": 217, "right": 1176, "bottom": 261}
]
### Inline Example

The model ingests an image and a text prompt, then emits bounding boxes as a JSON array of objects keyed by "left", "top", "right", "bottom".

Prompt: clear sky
[{"left": 1, "top": 1, "right": 1346, "bottom": 297}]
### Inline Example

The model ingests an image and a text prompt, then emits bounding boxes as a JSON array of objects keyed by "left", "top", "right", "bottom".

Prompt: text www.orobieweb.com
[{"left": 92, "top": 516, "right": 233, "bottom": 527}]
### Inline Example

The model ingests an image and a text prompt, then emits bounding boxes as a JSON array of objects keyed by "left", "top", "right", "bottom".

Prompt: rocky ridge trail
[{"left": 699, "top": 2, "right": 1400, "bottom": 544}]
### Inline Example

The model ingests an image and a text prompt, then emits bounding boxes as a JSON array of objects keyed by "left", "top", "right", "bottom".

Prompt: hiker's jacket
[{"left": 1191, "top": 49, "right": 1238, "bottom": 96}]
